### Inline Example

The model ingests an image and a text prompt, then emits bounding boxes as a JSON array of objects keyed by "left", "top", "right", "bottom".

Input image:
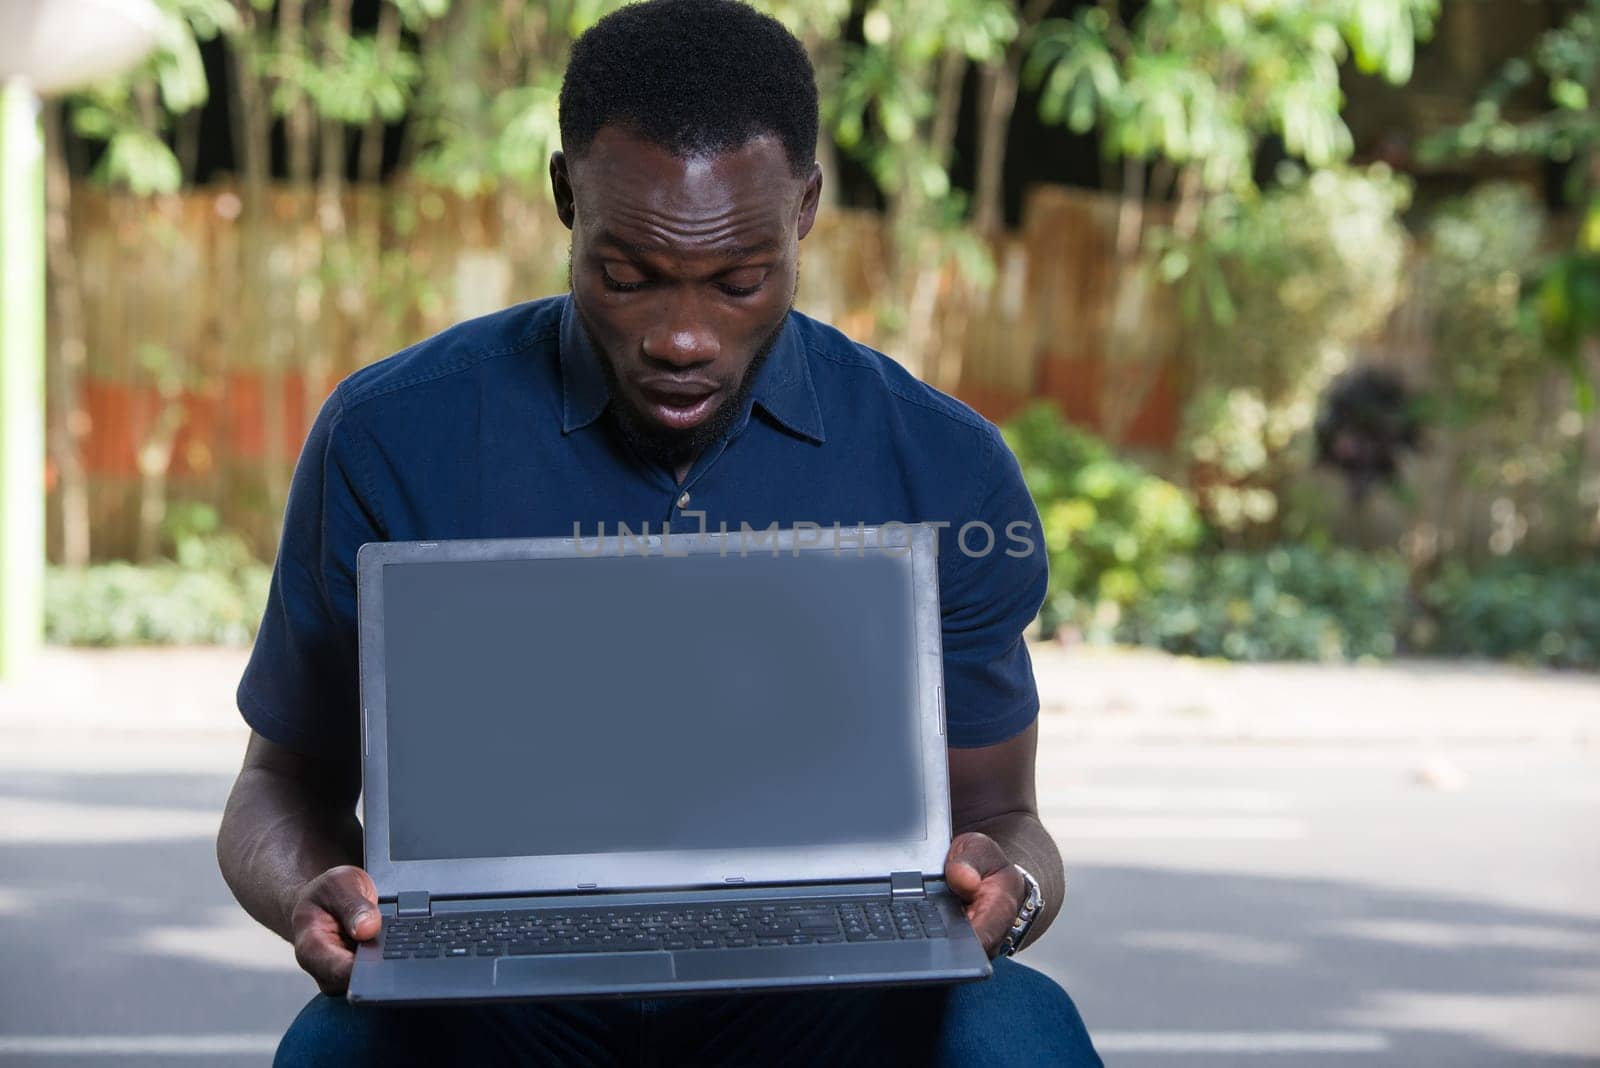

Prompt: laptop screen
[{"left": 379, "top": 547, "right": 927, "bottom": 862}]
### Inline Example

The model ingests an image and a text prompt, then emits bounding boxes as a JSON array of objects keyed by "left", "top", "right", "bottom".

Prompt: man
[{"left": 218, "top": 1, "right": 1102, "bottom": 1064}]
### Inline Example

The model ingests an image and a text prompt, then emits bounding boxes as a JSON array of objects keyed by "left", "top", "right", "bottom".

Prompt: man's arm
[
  {"left": 217, "top": 731, "right": 379, "bottom": 993},
  {"left": 945, "top": 720, "right": 1063, "bottom": 954}
]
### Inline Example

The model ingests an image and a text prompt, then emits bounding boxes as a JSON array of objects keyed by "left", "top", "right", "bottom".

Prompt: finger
[
  {"left": 313, "top": 950, "right": 354, "bottom": 997},
  {"left": 945, "top": 859, "right": 1025, "bottom": 954},
  {"left": 965, "top": 867, "right": 1027, "bottom": 953},
  {"left": 970, "top": 904, "right": 1012, "bottom": 956},
  {"left": 293, "top": 911, "right": 357, "bottom": 994}
]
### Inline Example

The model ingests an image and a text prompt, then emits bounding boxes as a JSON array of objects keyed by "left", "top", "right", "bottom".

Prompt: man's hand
[
  {"left": 944, "top": 831, "right": 1026, "bottom": 958},
  {"left": 289, "top": 865, "right": 381, "bottom": 995}
]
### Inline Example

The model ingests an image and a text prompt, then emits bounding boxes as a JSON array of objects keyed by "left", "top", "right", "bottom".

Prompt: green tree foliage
[
  {"left": 1019, "top": 0, "right": 1434, "bottom": 515},
  {"left": 407, "top": 2, "right": 622, "bottom": 195},
  {"left": 257, "top": 2, "right": 426, "bottom": 128},
  {"left": 1416, "top": 5, "right": 1600, "bottom": 560},
  {"left": 1024, "top": 0, "right": 1437, "bottom": 217},
  {"left": 1180, "top": 165, "right": 1412, "bottom": 536},
  {"left": 827, "top": 0, "right": 1015, "bottom": 382},
  {"left": 1415, "top": 185, "right": 1597, "bottom": 560},
  {"left": 68, "top": 0, "right": 237, "bottom": 194},
  {"left": 1424, "top": 184, "right": 1546, "bottom": 420},
  {"left": 1002, "top": 402, "right": 1203, "bottom": 638},
  {"left": 1422, "top": 0, "right": 1600, "bottom": 406},
  {"left": 407, "top": 1, "right": 851, "bottom": 198},
  {"left": 832, "top": 0, "right": 1015, "bottom": 204}
]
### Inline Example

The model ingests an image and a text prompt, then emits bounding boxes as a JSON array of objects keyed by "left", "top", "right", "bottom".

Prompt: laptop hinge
[
  {"left": 889, "top": 871, "right": 925, "bottom": 899},
  {"left": 395, "top": 890, "right": 431, "bottom": 918}
]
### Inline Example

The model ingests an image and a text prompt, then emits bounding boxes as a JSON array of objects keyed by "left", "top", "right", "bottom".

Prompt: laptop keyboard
[{"left": 380, "top": 898, "right": 949, "bottom": 959}]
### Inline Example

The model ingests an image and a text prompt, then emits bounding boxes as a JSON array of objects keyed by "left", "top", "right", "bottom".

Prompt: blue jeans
[{"left": 276, "top": 958, "right": 1101, "bottom": 1066}]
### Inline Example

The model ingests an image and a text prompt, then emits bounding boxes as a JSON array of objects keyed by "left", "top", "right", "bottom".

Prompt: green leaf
[
  {"left": 878, "top": 97, "right": 916, "bottom": 143},
  {"left": 1551, "top": 78, "right": 1589, "bottom": 111},
  {"left": 98, "top": 129, "right": 183, "bottom": 195}
]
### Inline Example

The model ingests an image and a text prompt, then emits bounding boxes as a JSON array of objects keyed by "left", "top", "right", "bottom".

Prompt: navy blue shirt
[{"left": 238, "top": 295, "right": 1048, "bottom": 757}]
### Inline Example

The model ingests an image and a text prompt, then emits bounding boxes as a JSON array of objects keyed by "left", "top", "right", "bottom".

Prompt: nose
[{"left": 641, "top": 290, "right": 721, "bottom": 368}]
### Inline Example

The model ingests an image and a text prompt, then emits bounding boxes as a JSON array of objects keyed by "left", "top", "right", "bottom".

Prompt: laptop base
[
  {"left": 348, "top": 889, "right": 992, "bottom": 1005},
  {"left": 351, "top": 934, "right": 990, "bottom": 1006}
]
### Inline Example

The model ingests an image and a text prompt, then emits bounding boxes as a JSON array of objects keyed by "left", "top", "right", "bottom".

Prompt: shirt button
[{"left": 676, "top": 491, "right": 691, "bottom": 509}]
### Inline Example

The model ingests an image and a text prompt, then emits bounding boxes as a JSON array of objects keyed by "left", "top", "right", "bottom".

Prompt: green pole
[{"left": 0, "top": 78, "right": 45, "bottom": 679}]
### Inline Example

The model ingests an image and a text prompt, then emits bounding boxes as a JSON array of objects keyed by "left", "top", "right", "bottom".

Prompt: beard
[{"left": 569, "top": 251, "right": 792, "bottom": 471}]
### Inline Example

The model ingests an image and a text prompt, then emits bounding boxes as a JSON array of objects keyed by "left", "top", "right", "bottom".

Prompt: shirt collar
[{"left": 558, "top": 294, "right": 826, "bottom": 444}]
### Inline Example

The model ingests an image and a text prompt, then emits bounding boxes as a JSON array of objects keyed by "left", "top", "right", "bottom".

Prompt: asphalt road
[
  {"left": 1031, "top": 739, "right": 1600, "bottom": 1066},
  {"left": 2, "top": 648, "right": 1598, "bottom": 1066}
]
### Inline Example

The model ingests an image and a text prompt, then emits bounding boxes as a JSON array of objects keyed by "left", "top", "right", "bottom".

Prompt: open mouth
[{"left": 638, "top": 386, "right": 720, "bottom": 430}]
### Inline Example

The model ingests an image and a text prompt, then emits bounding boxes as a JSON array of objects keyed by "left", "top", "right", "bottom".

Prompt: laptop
[{"left": 347, "top": 522, "right": 992, "bottom": 1005}]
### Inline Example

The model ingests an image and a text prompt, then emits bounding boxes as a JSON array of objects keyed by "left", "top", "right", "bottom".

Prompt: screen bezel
[{"left": 356, "top": 524, "right": 951, "bottom": 899}]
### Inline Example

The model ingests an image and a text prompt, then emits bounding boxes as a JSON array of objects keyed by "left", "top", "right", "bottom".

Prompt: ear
[
  {"left": 796, "top": 161, "right": 823, "bottom": 241},
  {"left": 551, "top": 151, "right": 576, "bottom": 230}
]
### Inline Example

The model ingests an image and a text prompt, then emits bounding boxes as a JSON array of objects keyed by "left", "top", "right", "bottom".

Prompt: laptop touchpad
[{"left": 494, "top": 953, "right": 676, "bottom": 986}]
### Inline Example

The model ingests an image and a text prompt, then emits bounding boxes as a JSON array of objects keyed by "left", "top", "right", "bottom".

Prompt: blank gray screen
[{"left": 381, "top": 549, "right": 926, "bottom": 861}]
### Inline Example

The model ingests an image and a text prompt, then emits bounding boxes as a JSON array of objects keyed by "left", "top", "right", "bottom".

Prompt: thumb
[
  {"left": 321, "top": 868, "right": 381, "bottom": 941},
  {"left": 345, "top": 900, "right": 381, "bottom": 941},
  {"left": 944, "top": 855, "right": 984, "bottom": 899}
]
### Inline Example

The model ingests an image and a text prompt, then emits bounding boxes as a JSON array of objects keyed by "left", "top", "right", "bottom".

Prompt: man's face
[{"left": 552, "top": 128, "right": 822, "bottom": 468}]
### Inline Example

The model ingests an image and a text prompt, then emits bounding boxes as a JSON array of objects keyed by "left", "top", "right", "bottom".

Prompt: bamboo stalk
[
  {"left": 359, "top": 1, "right": 402, "bottom": 185},
  {"left": 42, "top": 104, "right": 91, "bottom": 566},
  {"left": 226, "top": 4, "right": 288, "bottom": 524}
]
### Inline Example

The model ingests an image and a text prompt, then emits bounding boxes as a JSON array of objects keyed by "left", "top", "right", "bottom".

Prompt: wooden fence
[
  {"left": 52, "top": 179, "right": 1595, "bottom": 566},
  {"left": 48, "top": 182, "right": 1185, "bottom": 561}
]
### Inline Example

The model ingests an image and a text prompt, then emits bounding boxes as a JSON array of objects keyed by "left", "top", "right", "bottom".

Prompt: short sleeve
[
  {"left": 938, "top": 426, "right": 1049, "bottom": 748},
  {"left": 237, "top": 389, "right": 384, "bottom": 759}
]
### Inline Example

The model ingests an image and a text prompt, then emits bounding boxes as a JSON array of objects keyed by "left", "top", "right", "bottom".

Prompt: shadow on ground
[
  {"left": 3, "top": 771, "right": 1599, "bottom": 1066},
  {"left": 1046, "top": 864, "right": 1600, "bottom": 1066}
]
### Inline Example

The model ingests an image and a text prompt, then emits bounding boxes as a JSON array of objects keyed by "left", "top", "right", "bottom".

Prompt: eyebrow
[{"left": 597, "top": 232, "right": 780, "bottom": 262}]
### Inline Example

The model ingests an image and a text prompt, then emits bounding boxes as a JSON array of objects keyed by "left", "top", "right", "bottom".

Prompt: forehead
[{"left": 569, "top": 128, "right": 800, "bottom": 252}]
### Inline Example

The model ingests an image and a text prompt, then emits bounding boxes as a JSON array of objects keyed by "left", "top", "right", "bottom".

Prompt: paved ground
[{"left": 1, "top": 644, "right": 1598, "bottom": 1066}]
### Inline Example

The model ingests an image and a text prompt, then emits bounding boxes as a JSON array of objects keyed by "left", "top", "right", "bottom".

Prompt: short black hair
[{"left": 559, "top": 0, "right": 818, "bottom": 179}]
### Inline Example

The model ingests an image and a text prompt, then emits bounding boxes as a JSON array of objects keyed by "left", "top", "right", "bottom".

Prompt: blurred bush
[
  {"left": 1419, "top": 559, "right": 1600, "bottom": 669},
  {"left": 1002, "top": 402, "right": 1202, "bottom": 638},
  {"left": 45, "top": 548, "right": 270, "bottom": 647},
  {"left": 1175, "top": 165, "right": 1412, "bottom": 535},
  {"left": 1116, "top": 546, "right": 1409, "bottom": 662},
  {"left": 1419, "top": 0, "right": 1600, "bottom": 407},
  {"left": 1417, "top": 184, "right": 1596, "bottom": 559},
  {"left": 45, "top": 503, "right": 270, "bottom": 646},
  {"left": 1423, "top": 183, "right": 1545, "bottom": 418}
]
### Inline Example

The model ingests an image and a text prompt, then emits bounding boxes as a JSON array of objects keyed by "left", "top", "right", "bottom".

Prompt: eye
[
  {"left": 601, "top": 266, "right": 648, "bottom": 292},
  {"left": 717, "top": 270, "right": 767, "bottom": 298}
]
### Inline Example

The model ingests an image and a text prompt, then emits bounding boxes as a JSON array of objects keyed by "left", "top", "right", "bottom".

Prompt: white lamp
[
  {"left": 0, "top": 0, "right": 165, "bottom": 96},
  {"left": 1, "top": 0, "right": 162, "bottom": 678}
]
